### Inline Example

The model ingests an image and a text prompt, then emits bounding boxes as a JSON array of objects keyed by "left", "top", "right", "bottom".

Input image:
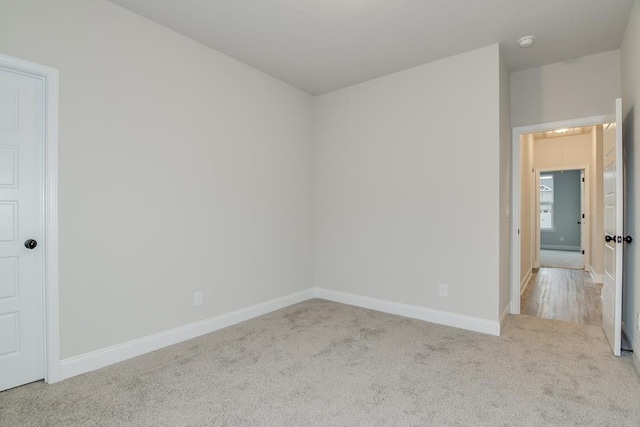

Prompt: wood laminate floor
[{"left": 520, "top": 267, "right": 602, "bottom": 326}]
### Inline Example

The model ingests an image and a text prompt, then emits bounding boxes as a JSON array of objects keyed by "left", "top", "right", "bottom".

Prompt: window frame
[{"left": 539, "top": 174, "right": 555, "bottom": 231}]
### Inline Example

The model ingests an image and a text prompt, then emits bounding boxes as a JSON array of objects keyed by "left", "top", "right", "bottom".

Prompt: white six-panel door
[
  {"left": 602, "top": 99, "right": 623, "bottom": 357},
  {"left": 0, "top": 68, "right": 45, "bottom": 390}
]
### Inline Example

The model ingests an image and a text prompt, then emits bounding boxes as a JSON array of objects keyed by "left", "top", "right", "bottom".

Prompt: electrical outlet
[
  {"left": 559, "top": 236, "right": 564, "bottom": 242},
  {"left": 438, "top": 284, "right": 448, "bottom": 298},
  {"left": 194, "top": 291, "right": 203, "bottom": 307}
]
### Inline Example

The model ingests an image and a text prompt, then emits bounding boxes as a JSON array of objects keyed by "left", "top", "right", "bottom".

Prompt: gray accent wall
[{"left": 540, "top": 170, "right": 582, "bottom": 250}]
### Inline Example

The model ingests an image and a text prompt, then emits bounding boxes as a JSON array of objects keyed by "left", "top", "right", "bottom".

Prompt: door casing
[
  {"left": 533, "top": 167, "right": 589, "bottom": 270},
  {"left": 0, "top": 54, "right": 60, "bottom": 383},
  {"left": 511, "top": 115, "right": 611, "bottom": 314}
]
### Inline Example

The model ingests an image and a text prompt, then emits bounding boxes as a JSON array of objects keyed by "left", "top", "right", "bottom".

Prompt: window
[{"left": 540, "top": 175, "right": 554, "bottom": 230}]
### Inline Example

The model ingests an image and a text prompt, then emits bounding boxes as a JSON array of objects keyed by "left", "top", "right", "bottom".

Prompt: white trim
[
  {"left": 581, "top": 169, "right": 590, "bottom": 273},
  {"left": 0, "top": 54, "right": 60, "bottom": 384},
  {"left": 520, "top": 267, "right": 532, "bottom": 296},
  {"left": 622, "top": 322, "right": 640, "bottom": 375},
  {"left": 511, "top": 115, "right": 611, "bottom": 315},
  {"left": 60, "top": 287, "right": 506, "bottom": 380},
  {"left": 60, "top": 288, "right": 315, "bottom": 380},
  {"left": 590, "top": 270, "right": 603, "bottom": 284},
  {"left": 535, "top": 166, "right": 590, "bottom": 272},
  {"left": 314, "top": 288, "right": 501, "bottom": 336},
  {"left": 540, "top": 245, "right": 582, "bottom": 251}
]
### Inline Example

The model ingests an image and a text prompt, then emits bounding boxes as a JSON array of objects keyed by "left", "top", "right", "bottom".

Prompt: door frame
[
  {"left": 534, "top": 166, "right": 589, "bottom": 270},
  {"left": 510, "top": 115, "right": 611, "bottom": 314},
  {"left": 0, "top": 54, "right": 60, "bottom": 383}
]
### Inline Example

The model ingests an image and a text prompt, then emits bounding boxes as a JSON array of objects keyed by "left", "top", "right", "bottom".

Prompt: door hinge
[
  {"left": 582, "top": 213, "right": 585, "bottom": 219},
  {"left": 582, "top": 177, "right": 585, "bottom": 182},
  {"left": 582, "top": 250, "right": 585, "bottom": 255}
]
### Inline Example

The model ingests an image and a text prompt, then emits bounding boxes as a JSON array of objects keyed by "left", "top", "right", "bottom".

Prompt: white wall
[
  {"left": 520, "top": 134, "right": 534, "bottom": 288},
  {"left": 499, "top": 50, "right": 511, "bottom": 320},
  {"left": 621, "top": 0, "right": 640, "bottom": 370},
  {"left": 0, "top": 0, "right": 630, "bottom": 379},
  {"left": 0, "top": 0, "right": 315, "bottom": 358},
  {"left": 511, "top": 50, "right": 621, "bottom": 127},
  {"left": 533, "top": 133, "right": 593, "bottom": 170},
  {"left": 590, "top": 125, "right": 604, "bottom": 279},
  {"left": 315, "top": 45, "right": 502, "bottom": 322}
]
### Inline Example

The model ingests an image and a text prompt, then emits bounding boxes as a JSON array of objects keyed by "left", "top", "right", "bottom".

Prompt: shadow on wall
[{"left": 623, "top": 106, "right": 635, "bottom": 330}]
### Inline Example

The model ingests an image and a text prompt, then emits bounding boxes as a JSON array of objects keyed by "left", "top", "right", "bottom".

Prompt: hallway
[{"left": 520, "top": 267, "right": 602, "bottom": 326}]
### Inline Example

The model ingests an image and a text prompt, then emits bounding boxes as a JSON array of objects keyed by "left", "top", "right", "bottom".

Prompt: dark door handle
[
  {"left": 24, "top": 239, "right": 38, "bottom": 249},
  {"left": 605, "top": 235, "right": 617, "bottom": 243},
  {"left": 624, "top": 236, "right": 633, "bottom": 244},
  {"left": 577, "top": 221, "right": 582, "bottom": 225}
]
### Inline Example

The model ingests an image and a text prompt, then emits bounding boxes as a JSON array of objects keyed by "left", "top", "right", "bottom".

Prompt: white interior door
[
  {"left": 602, "top": 99, "right": 624, "bottom": 356},
  {"left": 0, "top": 68, "right": 45, "bottom": 390}
]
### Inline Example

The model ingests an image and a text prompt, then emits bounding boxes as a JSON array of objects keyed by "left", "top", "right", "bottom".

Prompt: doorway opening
[
  {"left": 512, "top": 103, "right": 627, "bottom": 356},
  {"left": 510, "top": 116, "right": 613, "bottom": 317},
  {"left": 538, "top": 168, "right": 585, "bottom": 270},
  {"left": 0, "top": 54, "right": 60, "bottom": 390},
  {"left": 516, "top": 125, "right": 603, "bottom": 327}
]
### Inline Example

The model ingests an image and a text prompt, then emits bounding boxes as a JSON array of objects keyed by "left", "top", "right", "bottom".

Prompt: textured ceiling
[{"left": 107, "top": 0, "right": 633, "bottom": 95}]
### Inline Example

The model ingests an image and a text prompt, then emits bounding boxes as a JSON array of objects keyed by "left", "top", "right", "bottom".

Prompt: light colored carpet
[
  {"left": 540, "top": 249, "right": 583, "bottom": 269},
  {"left": 1, "top": 299, "right": 639, "bottom": 426}
]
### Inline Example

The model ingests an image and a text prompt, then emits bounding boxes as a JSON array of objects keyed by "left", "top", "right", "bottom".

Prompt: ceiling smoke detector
[{"left": 517, "top": 36, "right": 536, "bottom": 48}]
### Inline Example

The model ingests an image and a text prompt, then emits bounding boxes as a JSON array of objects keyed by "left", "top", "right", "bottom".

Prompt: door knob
[
  {"left": 605, "top": 235, "right": 617, "bottom": 243},
  {"left": 624, "top": 236, "right": 633, "bottom": 244},
  {"left": 24, "top": 239, "right": 38, "bottom": 249}
]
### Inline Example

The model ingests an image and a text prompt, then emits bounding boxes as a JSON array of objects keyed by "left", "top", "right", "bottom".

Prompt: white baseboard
[
  {"left": 520, "top": 268, "right": 532, "bottom": 296},
  {"left": 314, "top": 288, "right": 500, "bottom": 336},
  {"left": 622, "top": 322, "right": 640, "bottom": 375},
  {"left": 590, "top": 269, "right": 603, "bottom": 283},
  {"left": 59, "top": 288, "right": 315, "bottom": 381},
  {"left": 540, "top": 245, "right": 581, "bottom": 251},
  {"left": 59, "top": 286, "right": 506, "bottom": 382}
]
